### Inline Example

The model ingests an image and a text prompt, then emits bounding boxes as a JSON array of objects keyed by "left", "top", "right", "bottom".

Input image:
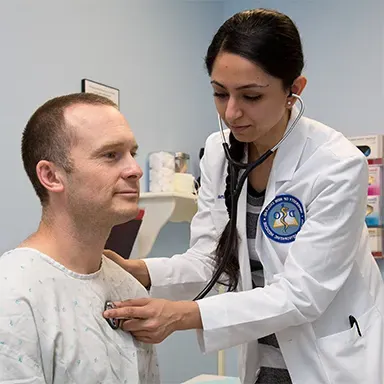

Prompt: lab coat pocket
[{"left": 316, "top": 306, "right": 382, "bottom": 384}]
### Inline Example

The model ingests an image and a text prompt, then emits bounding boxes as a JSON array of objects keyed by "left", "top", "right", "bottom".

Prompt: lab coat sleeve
[
  {"left": 143, "top": 134, "right": 222, "bottom": 300},
  {"left": 196, "top": 152, "right": 369, "bottom": 353}
]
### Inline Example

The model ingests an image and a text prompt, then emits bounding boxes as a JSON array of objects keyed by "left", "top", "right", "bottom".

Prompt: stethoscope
[
  {"left": 104, "top": 94, "right": 305, "bottom": 329},
  {"left": 193, "top": 94, "right": 305, "bottom": 300}
]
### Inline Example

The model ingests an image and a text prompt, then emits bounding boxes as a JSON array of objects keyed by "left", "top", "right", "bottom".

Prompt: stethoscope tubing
[{"left": 193, "top": 95, "right": 305, "bottom": 300}]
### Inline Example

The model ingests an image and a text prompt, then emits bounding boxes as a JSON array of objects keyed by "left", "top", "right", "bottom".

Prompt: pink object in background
[{"left": 368, "top": 165, "right": 382, "bottom": 196}]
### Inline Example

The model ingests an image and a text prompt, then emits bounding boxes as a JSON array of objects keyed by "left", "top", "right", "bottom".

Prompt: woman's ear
[
  {"left": 291, "top": 76, "right": 307, "bottom": 97},
  {"left": 287, "top": 76, "right": 307, "bottom": 107}
]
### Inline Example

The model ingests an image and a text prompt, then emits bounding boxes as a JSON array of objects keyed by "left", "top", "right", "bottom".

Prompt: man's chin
[{"left": 112, "top": 207, "right": 140, "bottom": 225}]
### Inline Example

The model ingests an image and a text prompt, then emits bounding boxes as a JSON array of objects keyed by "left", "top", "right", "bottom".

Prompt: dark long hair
[{"left": 205, "top": 9, "right": 304, "bottom": 291}]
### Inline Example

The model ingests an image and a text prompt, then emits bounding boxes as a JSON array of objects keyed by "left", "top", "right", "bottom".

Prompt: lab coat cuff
[
  {"left": 195, "top": 297, "right": 230, "bottom": 354},
  {"left": 142, "top": 257, "right": 172, "bottom": 289}
]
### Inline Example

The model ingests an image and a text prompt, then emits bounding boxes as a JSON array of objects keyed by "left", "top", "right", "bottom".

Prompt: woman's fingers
[{"left": 104, "top": 302, "right": 150, "bottom": 320}]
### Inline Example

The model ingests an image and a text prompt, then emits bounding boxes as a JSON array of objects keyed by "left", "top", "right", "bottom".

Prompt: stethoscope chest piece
[{"left": 105, "top": 301, "right": 119, "bottom": 330}]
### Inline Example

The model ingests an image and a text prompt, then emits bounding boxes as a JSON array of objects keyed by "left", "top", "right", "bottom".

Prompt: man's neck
[{"left": 20, "top": 212, "right": 111, "bottom": 274}]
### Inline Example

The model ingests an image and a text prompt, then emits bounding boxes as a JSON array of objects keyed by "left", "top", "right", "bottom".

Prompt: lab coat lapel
[
  {"left": 236, "top": 106, "right": 307, "bottom": 291},
  {"left": 265, "top": 105, "right": 306, "bottom": 202},
  {"left": 237, "top": 146, "right": 253, "bottom": 292},
  {"left": 256, "top": 106, "right": 308, "bottom": 275}
]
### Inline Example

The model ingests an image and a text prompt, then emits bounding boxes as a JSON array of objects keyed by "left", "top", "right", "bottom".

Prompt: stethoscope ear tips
[{"left": 104, "top": 301, "right": 119, "bottom": 330}]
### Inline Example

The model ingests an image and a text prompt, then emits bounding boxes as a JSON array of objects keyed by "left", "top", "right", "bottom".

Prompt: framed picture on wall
[{"left": 81, "top": 78, "right": 120, "bottom": 109}]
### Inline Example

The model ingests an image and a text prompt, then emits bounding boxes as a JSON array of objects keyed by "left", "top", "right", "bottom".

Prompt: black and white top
[{"left": 246, "top": 183, "right": 292, "bottom": 384}]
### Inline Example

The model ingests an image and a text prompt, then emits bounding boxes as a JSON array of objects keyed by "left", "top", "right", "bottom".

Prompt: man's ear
[{"left": 36, "top": 160, "right": 65, "bottom": 195}]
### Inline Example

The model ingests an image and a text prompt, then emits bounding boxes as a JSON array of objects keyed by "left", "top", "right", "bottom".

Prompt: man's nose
[{"left": 121, "top": 157, "right": 143, "bottom": 180}]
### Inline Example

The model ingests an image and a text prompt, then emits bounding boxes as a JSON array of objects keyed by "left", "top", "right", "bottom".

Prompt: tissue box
[
  {"left": 348, "top": 134, "right": 384, "bottom": 161},
  {"left": 365, "top": 195, "right": 382, "bottom": 227},
  {"left": 147, "top": 151, "right": 175, "bottom": 192},
  {"left": 368, "top": 165, "right": 382, "bottom": 196},
  {"left": 368, "top": 228, "right": 383, "bottom": 258}
]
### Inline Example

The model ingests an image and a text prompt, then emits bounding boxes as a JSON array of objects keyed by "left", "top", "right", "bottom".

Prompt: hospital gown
[{"left": 0, "top": 247, "right": 160, "bottom": 383}]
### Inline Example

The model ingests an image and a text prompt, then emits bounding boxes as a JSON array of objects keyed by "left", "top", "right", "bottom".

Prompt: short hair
[{"left": 21, "top": 93, "right": 117, "bottom": 205}]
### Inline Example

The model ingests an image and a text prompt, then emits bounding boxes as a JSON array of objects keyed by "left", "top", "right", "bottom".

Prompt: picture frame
[{"left": 81, "top": 78, "right": 120, "bottom": 109}]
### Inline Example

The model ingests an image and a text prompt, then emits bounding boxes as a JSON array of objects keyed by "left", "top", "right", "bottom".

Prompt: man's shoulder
[
  {"left": 0, "top": 250, "right": 38, "bottom": 330},
  {"left": 0, "top": 250, "right": 41, "bottom": 377},
  {"left": 0, "top": 247, "right": 34, "bottom": 275},
  {"left": 0, "top": 248, "right": 48, "bottom": 296}
]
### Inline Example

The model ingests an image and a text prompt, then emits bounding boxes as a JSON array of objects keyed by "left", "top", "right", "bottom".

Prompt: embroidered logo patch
[{"left": 260, "top": 194, "right": 305, "bottom": 243}]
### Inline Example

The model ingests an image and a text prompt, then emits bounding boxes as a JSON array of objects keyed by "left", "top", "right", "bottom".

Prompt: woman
[{"left": 104, "top": 8, "right": 384, "bottom": 384}]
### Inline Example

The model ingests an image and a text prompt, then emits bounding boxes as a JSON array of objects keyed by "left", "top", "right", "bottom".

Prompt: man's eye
[
  {"left": 131, "top": 152, "right": 138, "bottom": 158},
  {"left": 104, "top": 152, "right": 119, "bottom": 160}
]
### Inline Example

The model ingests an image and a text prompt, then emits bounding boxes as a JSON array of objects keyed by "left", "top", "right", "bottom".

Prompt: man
[{"left": 0, "top": 93, "right": 160, "bottom": 383}]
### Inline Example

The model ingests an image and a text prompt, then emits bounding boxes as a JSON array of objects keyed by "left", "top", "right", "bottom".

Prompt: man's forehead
[
  {"left": 64, "top": 103, "right": 121, "bottom": 126},
  {"left": 64, "top": 103, "right": 136, "bottom": 147}
]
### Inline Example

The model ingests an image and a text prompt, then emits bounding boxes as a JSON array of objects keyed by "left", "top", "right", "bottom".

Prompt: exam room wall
[{"left": 0, "top": 1, "right": 223, "bottom": 383}]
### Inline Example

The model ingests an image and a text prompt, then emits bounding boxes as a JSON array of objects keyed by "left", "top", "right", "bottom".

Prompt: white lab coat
[{"left": 144, "top": 107, "right": 384, "bottom": 384}]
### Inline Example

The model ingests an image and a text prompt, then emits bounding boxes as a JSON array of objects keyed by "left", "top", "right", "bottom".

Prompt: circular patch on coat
[{"left": 260, "top": 194, "right": 305, "bottom": 243}]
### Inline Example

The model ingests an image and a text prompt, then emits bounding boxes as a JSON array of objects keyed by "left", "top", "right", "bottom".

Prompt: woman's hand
[
  {"left": 103, "top": 249, "right": 151, "bottom": 288},
  {"left": 103, "top": 298, "right": 202, "bottom": 344}
]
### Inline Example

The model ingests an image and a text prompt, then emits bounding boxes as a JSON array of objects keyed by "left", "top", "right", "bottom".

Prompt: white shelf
[{"left": 132, "top": 192, "right": 198, "bottom": 259}]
